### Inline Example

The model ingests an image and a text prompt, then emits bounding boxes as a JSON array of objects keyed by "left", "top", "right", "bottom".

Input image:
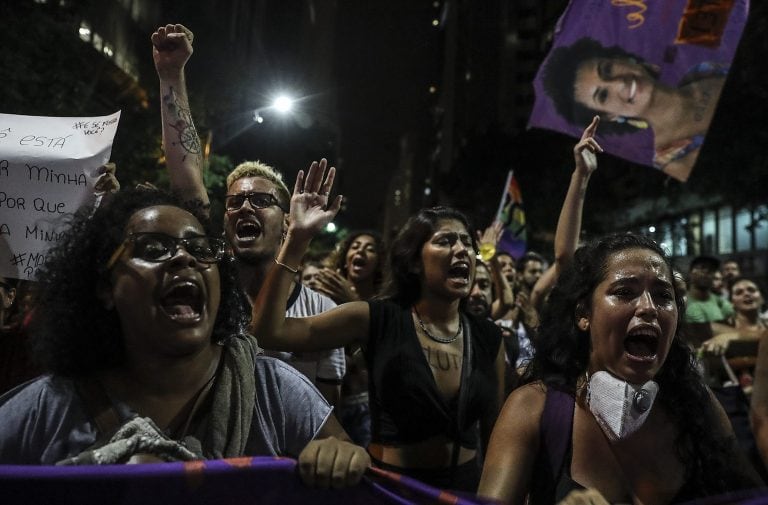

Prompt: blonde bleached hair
[{"left": 226, "top": 161, "right": 291, "bottom": 210}]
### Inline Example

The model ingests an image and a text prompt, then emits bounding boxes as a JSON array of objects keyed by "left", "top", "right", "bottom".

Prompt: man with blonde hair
[{"left": 226, "top": 161, "right": 291, "bottom": 202}]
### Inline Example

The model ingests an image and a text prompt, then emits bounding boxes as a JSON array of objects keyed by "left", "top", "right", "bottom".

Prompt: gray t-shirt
[
  {"left": 0, "top": 356, "right": 331, "bottom": 464},
  {"left": 265, "top": 284, "right": 346, "bottom": 384}
]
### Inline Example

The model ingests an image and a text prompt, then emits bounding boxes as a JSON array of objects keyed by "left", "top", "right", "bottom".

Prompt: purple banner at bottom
[
  {"left": 1, "top": 457, "right": 767, "bottom": 504},
  {"left": 0, "top": 457, "right": 496, "bottom": 505}
]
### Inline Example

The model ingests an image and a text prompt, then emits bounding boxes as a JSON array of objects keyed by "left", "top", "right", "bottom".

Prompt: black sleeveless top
[{"left": 365, "top": 299, "right": 501, "bottom": 447}]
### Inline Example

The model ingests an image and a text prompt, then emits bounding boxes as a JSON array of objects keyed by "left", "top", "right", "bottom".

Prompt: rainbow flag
[{"left": 495, "top": 170, "right": 527, "bottom": 259}]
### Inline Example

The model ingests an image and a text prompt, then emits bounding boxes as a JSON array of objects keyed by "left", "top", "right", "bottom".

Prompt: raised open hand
[
  {"left": 574, "top": 116, "right": 603, "bottom": 176},
  {"left": 151, "top": 24, "right": 193, "bottom": 80},
  {"left": 288, "top": 159, "right": 343, "bottom": 241},
  {"left": 477, "top": 220, "right": 503, "bottom": 247},
  {"left": 315, "top": 268, "right": 360, "bottom": 304},
  {"left": 476, "top": 220, "right": 503, "bottom": 262}
]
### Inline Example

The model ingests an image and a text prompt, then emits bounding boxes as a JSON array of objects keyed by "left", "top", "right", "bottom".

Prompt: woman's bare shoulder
[{"left": 499, "top": 381, "right": 549, "bottom": 424}]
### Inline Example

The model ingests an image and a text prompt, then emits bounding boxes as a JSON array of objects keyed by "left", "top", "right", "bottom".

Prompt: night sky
[{"left": 178, "top": 0, "right": 768, "bottom": 240}]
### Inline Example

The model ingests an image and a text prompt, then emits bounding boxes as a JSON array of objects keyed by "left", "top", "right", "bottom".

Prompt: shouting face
[
  {"left": 107, "top": 205, "right": 221, "bottom": 360},
  {"left": 584, "top": 247, "right": 678, "bottom": 384},
  {"left": 344, "top": 234, "right": 379, "bottom": 283},
  {"left": 223, "top": 177, "right": 287, "bottom": 264},
  {"left": 419, "top": 219, "right": 476, "bottom": 302}
]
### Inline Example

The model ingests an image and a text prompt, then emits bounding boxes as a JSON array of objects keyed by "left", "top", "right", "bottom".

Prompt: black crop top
[{"left": 365, "top": 299, "right": 502, "bottom": 447}]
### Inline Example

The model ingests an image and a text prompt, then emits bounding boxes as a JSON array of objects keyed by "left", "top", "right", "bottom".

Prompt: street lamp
[{"left": 272, "top": 95, "right": 294, "bottom": 114}]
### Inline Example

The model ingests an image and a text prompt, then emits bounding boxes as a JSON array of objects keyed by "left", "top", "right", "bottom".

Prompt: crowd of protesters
[{"left": 0, "top": 23, "right": 767, "bottom": 504}]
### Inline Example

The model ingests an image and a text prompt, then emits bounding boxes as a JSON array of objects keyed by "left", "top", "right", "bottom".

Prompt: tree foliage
[{"left": 1, "top": 1, "right": 164, "bottom": 191}]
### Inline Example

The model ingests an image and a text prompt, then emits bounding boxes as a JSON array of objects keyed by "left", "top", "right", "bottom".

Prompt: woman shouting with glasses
[{"left": 0, "top": 188, "right": 369, "bottom": 488}]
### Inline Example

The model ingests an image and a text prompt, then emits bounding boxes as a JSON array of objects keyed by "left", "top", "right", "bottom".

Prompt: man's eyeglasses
[
  {"left": 224, "top": 192, "right": 288, "bottom": 213},
  {"left": 106, "top": 232, "right": 226, "bottom": 269}
]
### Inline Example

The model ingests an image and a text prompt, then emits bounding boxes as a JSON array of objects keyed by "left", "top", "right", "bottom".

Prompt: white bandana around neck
[{"left": 586, "top": 371, "right": 659, "bottom": 442}]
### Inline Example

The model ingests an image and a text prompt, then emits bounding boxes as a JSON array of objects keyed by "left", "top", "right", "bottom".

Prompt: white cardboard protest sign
[{"left": 0, "top": 111, "right": 121, "bottom": 280}]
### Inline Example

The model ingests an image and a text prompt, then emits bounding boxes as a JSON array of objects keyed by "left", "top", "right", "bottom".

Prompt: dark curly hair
[
  {"left": 30, "top": 188, "right": 249, "bottom": 377},
  {"left": 523, "top": 232, "right": 759, "bottom": 494},
  {"left": 328, "top": 230, "right": 385, "bottom": 291},
  {"left": 380, "top": 207, "right": 475, "bottom": 307},
  {"left": 542, "top": 37, "right": 660, "bottom": 135}
]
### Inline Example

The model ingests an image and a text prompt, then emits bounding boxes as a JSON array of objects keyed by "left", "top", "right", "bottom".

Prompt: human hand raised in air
[
  {"left": 287, "top": 159, "right": 343, "bottom": 242},
  {"left": 477, "top": 220, "right": 504, "bottom": 252},
  {"left": 151, "top": 24, "right": 193, "bottom": 80},
  {"left": 515, "top": 290, "right": 539, "bottom": 329},
  {"left": 574, "top": 116, "right": 603, "bottom": 176},
  {"left": 315, "top": 269, "right": 360, "bottom": 304}
]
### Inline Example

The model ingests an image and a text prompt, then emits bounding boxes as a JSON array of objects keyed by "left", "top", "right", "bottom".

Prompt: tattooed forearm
[
  {"left": 422, "top": 346, "right": 462, "bottom": 371},
  {"left": 163, "top": 86, "right": 201, "bottom": 161}
]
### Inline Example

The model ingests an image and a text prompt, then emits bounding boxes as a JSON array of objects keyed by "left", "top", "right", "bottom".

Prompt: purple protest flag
[
  {"left": 495, "top": 170, "right": 527, "bottom": 260},
  {"left": 677, "top": 488, "right": 768, "bottom": 505},
  {"left": 529, "top": 0, "right": 749, "bottom": 182},
  {"left": 0, "top": 457, "right": 499, "bottom": 505}
]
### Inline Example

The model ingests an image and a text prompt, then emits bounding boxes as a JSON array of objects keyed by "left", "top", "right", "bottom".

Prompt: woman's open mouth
[
  {"left": 160, "top": 281, "right": 205, "bottom": 324},
  {"left": 624, "top": 326, "right": 659, "bottom": 363},
  {"left": 350, "top": 255, "right": 368, "bottom": 274},
  {"left": 447, "top": 262, "right": 470, "bottom": 286},
  {"left": 740, "top": 297, "right": 756, "bottom": 307}
]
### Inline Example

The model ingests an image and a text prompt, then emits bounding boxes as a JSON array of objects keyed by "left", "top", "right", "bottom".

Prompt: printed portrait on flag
[{"left": 529, "top": 0, "right": 749, "bottom": 182}]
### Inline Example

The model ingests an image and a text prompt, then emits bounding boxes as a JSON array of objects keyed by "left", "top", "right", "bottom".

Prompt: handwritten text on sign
[{"left": 0, "top": 111, "right": 121, "bottom": 280}]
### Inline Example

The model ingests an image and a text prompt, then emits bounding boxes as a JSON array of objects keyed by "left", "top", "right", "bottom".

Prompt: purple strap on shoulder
[{"left": 541, "top": 387, "right": 575, "bottom": 477}]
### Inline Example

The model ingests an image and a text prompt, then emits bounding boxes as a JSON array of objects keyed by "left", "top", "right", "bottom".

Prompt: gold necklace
[{"left": 412, "top": 306, "right": 462, "bottom": 344}]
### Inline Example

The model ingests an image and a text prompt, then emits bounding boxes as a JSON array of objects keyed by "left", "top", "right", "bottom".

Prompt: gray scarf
[{"left": 58, "top": 335, "right": 259, "bottom": 465}]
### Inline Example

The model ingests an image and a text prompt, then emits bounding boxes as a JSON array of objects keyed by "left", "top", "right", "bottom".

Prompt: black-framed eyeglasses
[
  {"left": 224, "top": 192, "right": 288, "bottom": 213},
  {"left": 106, "top": 232, "right": 226, "bottom": 269}
]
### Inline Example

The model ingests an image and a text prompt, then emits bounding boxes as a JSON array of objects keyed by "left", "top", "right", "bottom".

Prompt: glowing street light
[{"left": 272, "top": 95, "right": 294, "bottom": 114}]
